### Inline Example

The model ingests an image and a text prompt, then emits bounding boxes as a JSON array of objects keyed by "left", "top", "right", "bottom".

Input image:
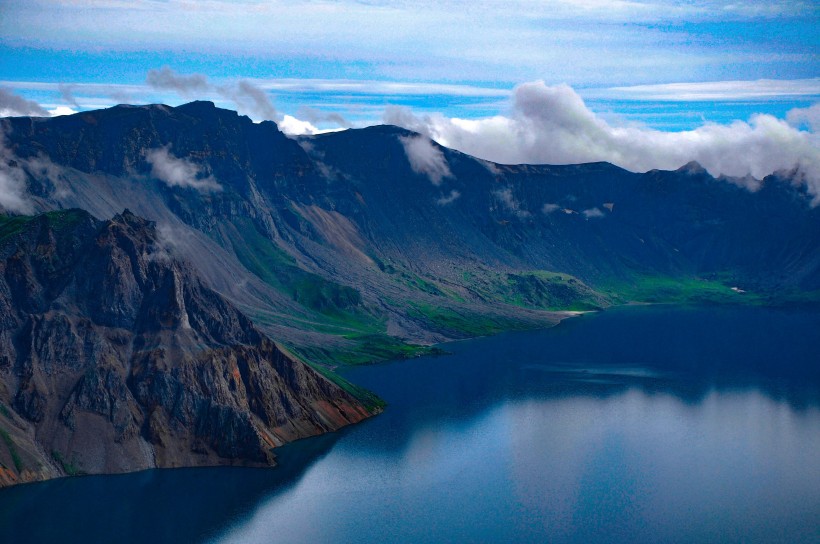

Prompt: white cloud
[
  {"left": 436, "top": 189, "right": 461, "bottom": 206},
  {"left": 278, "top": 115, "right": 347, "bottom": 136},
  {"left": 251, "top": 78, "right": 511, "bottom": 98},
  {"left": 146, "top": 67, "right": 278, "bottom": 121},
  {"left": 278, "top": 115, "right": 321, "bottom": 136},
  {"left": 145, "top": 146, "right": 221, "bottom": 192},
  {"left": 386, "top": 81, "right": 820, "bottom": 203},
  {"left": 542, "top": 203, "right": 561, "bottom": 214},
  {"left": 598, "top": 78, "right": 820, "bottom": 101},
  {"left": 0, "top": 136, "right": 34, "bottom": 213},
  {"left": 787, "top": 103, "right": 820, "bottom": 133},
  {"left": 495, "top": 187, "right": 530, "bottom": 218},
  {"left": 47, "top": 106, "right": 77, "bottom": 116},
  {"left": 146, "top": 66, "right": 209, "bottom": 97},
  {"left": 398, "top": 135, "right": 452, "bottom": 186},
  {"left": 582, "top": 207, "right": 605, "bottom": 219},
  {"left": 6, "top": 0, "right": 813, "bottom": 89},
  {"left": 0, "top": 87, "right": 49, "bottom": 117},
  {"left": 0, "top": 169, "right": 32, "bottom": 213}
]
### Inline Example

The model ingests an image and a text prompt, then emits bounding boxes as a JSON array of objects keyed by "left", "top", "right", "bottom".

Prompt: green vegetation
[
  {"left": 395, "top": 271, "right": 446, "bottom": 297},
  {"left": 0, "top": 403, "right": 10, "bottom": 419},
  {"left": 307, "top": 363, "right": 387, "bottom": 411},
  {"left": 0, "top": 215, "right": 33, "bottom": 243},
  {"left": 0, "top": 209, "right": 89, "bottom": 244},
  {"left": 601, "top": 275, "right": 767, "bottom": 305},
  {"left": 0, "top": 427, "right": 23, "bottom": 472},
  {"left": 293, "top": 334, "right": 441, "bottom": 367},
  {"left": 52, "top": 450, "right": 83, "bottom": 476},
  {"left": 440, "top": 268, "right": 609, "bottom": 312},
  {"left": 501, "top": 271, "right": 609, "bottom": 311},
  {"left": 225, "top": 217, "right": 363, "bottom": 316},
  {"left": 407, "top": 302, "right": 532, "bottom": 337}
]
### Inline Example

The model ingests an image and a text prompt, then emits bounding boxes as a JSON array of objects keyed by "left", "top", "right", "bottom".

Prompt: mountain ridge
[
  {"left": 0, "top": 208, "right": 375, "bottom": 487},
  {"left": 1, "top": 100, "right": 818, "bottom": 485}
]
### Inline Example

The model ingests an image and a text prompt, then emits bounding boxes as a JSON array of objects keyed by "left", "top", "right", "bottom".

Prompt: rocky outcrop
[{"left": 0, "top": 209, "right": 375, "bottom": 487}]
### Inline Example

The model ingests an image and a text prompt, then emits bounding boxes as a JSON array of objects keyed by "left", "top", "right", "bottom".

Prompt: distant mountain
[
  {"left": 4, "top": 103, "right": 817, "bottom": 343},
  {"left": 0, "top": 101, "right": 818, "bottom": 484},
  {"left": 0, "top": 209, "right": 374, "bottom": 487}
]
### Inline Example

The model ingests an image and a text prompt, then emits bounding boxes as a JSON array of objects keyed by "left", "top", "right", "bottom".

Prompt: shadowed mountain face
[
  {"left": 0, "top": 209, "right": 373, "bottom": 487},
  {"left": 0, "top": 101, "right": 818, "bottom": 486},
  {"left": 2, "top": 103, "right": 819, "bottom": 351},
  {"left": 306, "top": 126, "right": 820, "bottom": 290}
]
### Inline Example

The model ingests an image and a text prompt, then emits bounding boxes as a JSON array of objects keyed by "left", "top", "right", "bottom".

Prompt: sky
[{"left": 0, "top": 0, "right": 818, "bottom": 189}]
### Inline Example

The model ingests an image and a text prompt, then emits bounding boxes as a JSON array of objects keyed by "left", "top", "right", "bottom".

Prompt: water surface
[{"left": 2, "top": 306, "right": 819, "bottom": 543}]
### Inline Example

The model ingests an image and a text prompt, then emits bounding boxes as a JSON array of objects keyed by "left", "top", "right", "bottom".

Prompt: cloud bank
[
  {"left": 399, "top": 135, "right": 452, "bottom": 185},
  {"left": 0, "top": 88, "right": 49, "bottom": 117},
  {"left": 145, "top": 146, "right": 221, "bottom": 192},
  {"left": 385, "top": 81, "right": 820, "bottom": 201}
]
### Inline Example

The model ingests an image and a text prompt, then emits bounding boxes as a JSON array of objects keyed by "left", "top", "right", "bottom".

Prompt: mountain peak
[
  {"left": 676, "top": 160, "right": 708, "bottom": 175},
  {"left": 176, "top": 100, "right": 217, "bottom": 111}
]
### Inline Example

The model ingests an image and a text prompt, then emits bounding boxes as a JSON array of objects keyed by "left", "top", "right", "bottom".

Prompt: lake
[{"left": 1, "top": 305, "right": 819, "bottom": 543}]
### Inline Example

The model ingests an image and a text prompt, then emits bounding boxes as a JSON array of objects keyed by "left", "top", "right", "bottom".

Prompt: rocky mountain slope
[
  {"left": 0, "top": 101, "right": 818, "bottom": 486},
  {"left": 3, "top": 103, "right": 817, "bottom": 358},
  {"left": 0, "top": 209, "right": 374, "bottom": 487}
]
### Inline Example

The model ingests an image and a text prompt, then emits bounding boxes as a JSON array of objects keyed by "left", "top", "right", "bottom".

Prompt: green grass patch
[
  {"left": 407, "top": 302, "right": 531, "bottom": 337},
  {"left": 224, "top": 218, "right": 365, "bottom": 317},
  {"left": 0, "top": 209, "right": 90, "bottom": 245},
  {"left": 0, "top": 215, "right": 34, "bottom": 243},
  {"left": 501, "top": 271, "right": 610, "bottom": 311},
  {"left": 0, "top": 427, "right": 23, "bottom": 472},
  {"left": 52, "top": 450, "right": 83, "bottom": 476},
  {"left": 306, "top": 363, "right": 386, "bottom": 411},
  {"left": 601, "top": 275, "right": 768, "bottom": 305},
  {"left": 448, "top": 268, "right": 610, "bottom": 312},
  {"left": 395, "top": 271, "right": 445, "bottom": 297},
  {"left": 293, "top": 333, "right": 441, "bottom": 367}
]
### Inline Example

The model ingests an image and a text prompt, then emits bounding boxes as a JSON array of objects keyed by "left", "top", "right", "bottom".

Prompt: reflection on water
[
  {"left": 1, "top": 306, "right": 819, "bottom": 543},
  {"left": 0, "top": 431, "right": 343, "bottom": 544}
]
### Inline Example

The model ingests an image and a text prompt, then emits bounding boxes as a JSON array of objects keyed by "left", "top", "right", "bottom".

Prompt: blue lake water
[{"left": 1, "top": 305, "right": 819, "bottom": 543}]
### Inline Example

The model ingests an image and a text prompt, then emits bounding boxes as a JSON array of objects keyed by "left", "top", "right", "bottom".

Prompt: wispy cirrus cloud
[
  {"left": 3, "top": 0, "right": 815, "bottom": 89},
  {"left": 597, "top": 78, "right": 820, "bottom": 101},
  {"left": 146, "top": 67, "right": 210, "bottom": 97}
]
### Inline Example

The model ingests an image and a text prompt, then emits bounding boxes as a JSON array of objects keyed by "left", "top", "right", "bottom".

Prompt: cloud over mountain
[
  {"left": 146, "top": 67, "right": 278, "bottom": 122},
  {"left": 399, "top": 135, "right": 452, "bottom": 186},
  {"left": 145, "top": 146, "right": 222, "bottom": 192},
  {"left": 0, "top": 88, "right": 49, "bottom": 117},
  {"left": 386, "top": 81, "right": 820, "bottom": 201}
]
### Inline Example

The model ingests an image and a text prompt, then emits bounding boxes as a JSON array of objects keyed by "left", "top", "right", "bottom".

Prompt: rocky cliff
[
  {"left": 0, "top": 209, "right": 375, "bottom": 487},
  {"left": 0, "top": 101, "right": 818, "bottom": 485}
]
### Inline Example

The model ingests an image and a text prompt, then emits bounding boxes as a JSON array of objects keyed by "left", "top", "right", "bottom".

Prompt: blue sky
[{"left": 0, "top": 0, "right": 818, "bottom": 190}]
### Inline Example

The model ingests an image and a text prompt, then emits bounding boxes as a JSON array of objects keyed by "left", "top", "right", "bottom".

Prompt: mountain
[
  {"left": 0, "top": 101, "right": 818, "bottom": 484},
  {"left": 4, "top": 104, "right": 817, "bottom": 325},
  {"left": 0, "top": 209, "right": 375, "bottom": 487}
]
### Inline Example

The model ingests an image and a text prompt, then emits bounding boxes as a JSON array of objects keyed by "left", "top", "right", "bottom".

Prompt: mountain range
[{"left": 0, "top": 101, "right": 818, "bottom": 485}]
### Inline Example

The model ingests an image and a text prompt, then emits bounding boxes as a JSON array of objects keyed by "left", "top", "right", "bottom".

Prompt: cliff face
[
  {"left": 0, "top": 102, "right": 818, "bottom": 485},
  {"left": 0, "top": 209, "right": 374, "bottom": 487}
]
